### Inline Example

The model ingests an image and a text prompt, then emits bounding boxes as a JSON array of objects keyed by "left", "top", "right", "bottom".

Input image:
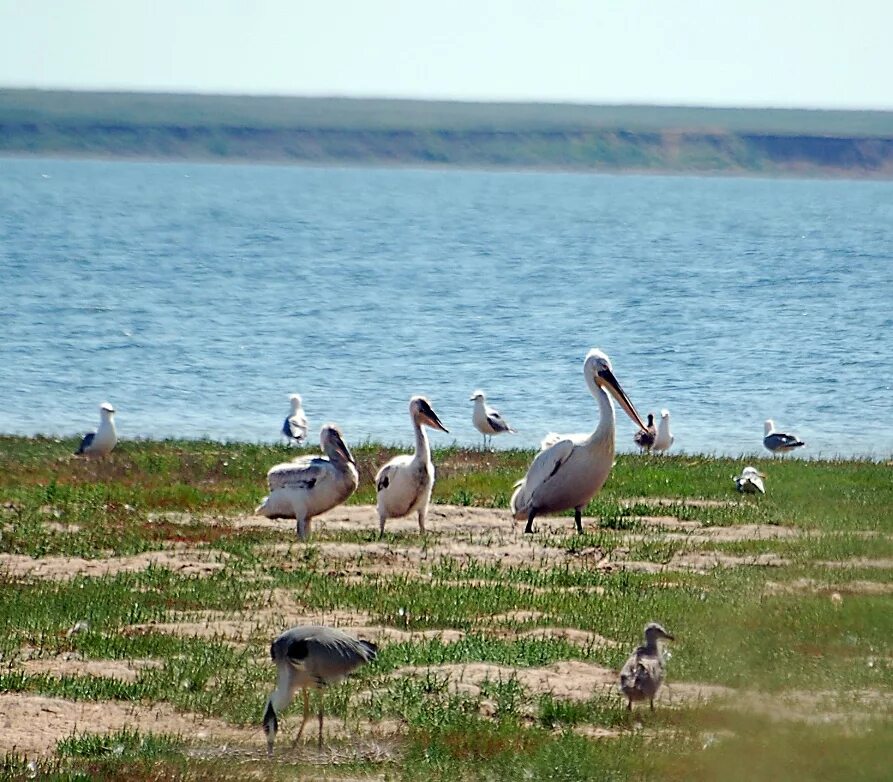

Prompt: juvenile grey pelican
[
  {"left": 74, "top": 402, "right": 117, "bottom": 459},
  {"left": 763, "top": 419, "right": 805, "bottom": 454},
  {"left": 652, "top": 408, "right": 674, "bottom": 453},
  {"left": 256, "top": 424, "right": 358, "bottom": 539},
  {"left": 282, "top": 393, "right": 308, "bottom": 445},
  {"left": 375, "top": 396, "right": 449, "bottom": 536},
  {"left": 734, "top": 465, "right": 766, "bottom": 494},
  {"left": 470, "top": 390, "right": 515, "bottom": 448},
  {"left": 262, "top": 625, "right": 377, "bottom": 754},
  {"left": 510, "top": 349, "right": 647, "bottom": 534},
  {"left": 619, "top": 622, "right": 674, "bottom": 711},
  {"left": 634, "top": 412, "right": 657, "bottom": 451}
]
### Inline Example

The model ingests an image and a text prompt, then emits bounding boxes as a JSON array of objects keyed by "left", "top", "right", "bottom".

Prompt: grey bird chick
[
  {"left": 619, "top": 622, "right": 674, "bottom": 711},
  {"left": 262, "top": 625, "right": 377, "bottom": 755}
]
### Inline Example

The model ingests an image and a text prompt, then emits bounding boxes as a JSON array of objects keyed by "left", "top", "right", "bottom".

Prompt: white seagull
[
  {"left": 734, "top": 465, "right": 766, "bottom": 494},
  {"left": 256, "top": 424, "right": 358, "bottom": 539},
  {"left": 652, "top": 408, "right": 674, "bottom": 453},
  {"left": 470, "top": 390, "right": 515, "bottom": 448},
  {"left": 763, "top": 419, "right": 805, "bottom": 454},
  {"left": 619, "top": 622, "right": 674, "bottom": 711},
  {"left": 281, "top": 393, "right": 308, "bottom": 445},
  {"left": 510, "top": 349, "right": 648, "bottom": 534},
  {"left": 375, "top": 396, "right": 449, "bottom": 536},
  {"left": 74, "top": 402, "right": 117, "bottom": 459}
]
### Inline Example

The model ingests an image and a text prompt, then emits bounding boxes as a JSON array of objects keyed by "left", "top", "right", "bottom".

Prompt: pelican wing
[
  {"left": 267, "top": 457, "right": 329, "bottom": 491},
  {"left": 518, "top": 438, "right": 576, "bottom": 499}
]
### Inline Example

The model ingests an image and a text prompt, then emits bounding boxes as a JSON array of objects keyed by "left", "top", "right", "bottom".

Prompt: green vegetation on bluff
[
  {"left": 3, "top": 88, "right": 893, "bottom": 176},
  {"left": 0, "top": 436, "right": 890, "bottom": 780}
]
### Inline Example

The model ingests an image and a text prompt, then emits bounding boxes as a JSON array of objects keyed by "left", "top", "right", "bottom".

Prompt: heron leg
[
  {"left": 524, "top": 508, "right": 537, "bottom": 534},
  {"left": 649, "top": 698, "right": 654, "bottom": 711},
  {"left": 317, "top": 700, "right": 324, "bottom": 748},
  {"left": 293, "top": 688, "right": 310, "bottom": 745},
  {"left": 574, "top": 506, "right": 584, "bottom": 534},
  {"left": 626, "top": 698, "right": 632, "bottom": 711}
]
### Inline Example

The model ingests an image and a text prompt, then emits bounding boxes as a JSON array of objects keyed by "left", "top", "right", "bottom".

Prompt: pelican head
[
  {"left": 99, "top": 402, "right": 115, "bottom": 416},
  {"left": 410, "top": 396, "right": 449, "bottom": 433},
  {"left": 320, "top": 424, "right": 355, "bottom": 465},
  {"left": 584, "top": 349, "right": 648, "bottom": 431},
  {"left": 643, "top": 622, "right": 674, "bottom": 644},
  {"left": 469, "top": 389, "right": 485, "bottom": 402},
  {"left": 288, "top": 393, "right": 303, "bottom": 410}
]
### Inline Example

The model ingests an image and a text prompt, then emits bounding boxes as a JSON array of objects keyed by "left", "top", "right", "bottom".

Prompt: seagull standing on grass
[
  {"left": 470, "top": 390, "right": 515, "bottom": 448},
  {"left": 256, "top": 425, "right": 358, "bottom": 539},
  {"left": 619, "top": 622, "right": 674, "bottom": 711},
  {"left": 763, "top": 419, "right": 805, "bottom": 454},
  {"left": 74, "top": 402, "right": 117, "bottom": 459},
  {"left": 510, "top": 349, "right": 648, "bottom": 535},
  {"left": 652, "top": 409, "right": 674, "bottom": 453},
  {"left": 282, "top": 394, "right": 308, "bottom": 445},
  {"left": 375, "top": 396, "right": 449, "bottom": 536},
  {"left": 262, "top": 625, "right": 377, "bottom": 755}
]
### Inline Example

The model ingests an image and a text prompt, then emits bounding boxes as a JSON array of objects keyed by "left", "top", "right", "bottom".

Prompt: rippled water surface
[{"left": 1, "top": 157, "right": 891, "bottom": 457}]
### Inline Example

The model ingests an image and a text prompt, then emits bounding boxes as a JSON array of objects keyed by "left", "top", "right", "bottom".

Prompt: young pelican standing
[
  {"left": 511, "top": 349, "right": 648, "bottom": 534},
  {"left": 256, "top": 424, "right": 358, "bottom": 539},
  {"left": 375, "top": 396, "right": 449, "bottom": 536}
]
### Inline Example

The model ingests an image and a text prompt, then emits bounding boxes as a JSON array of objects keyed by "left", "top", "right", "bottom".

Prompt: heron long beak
[{"left": 598, "top": 367, "right": 648, "bottom": 432}]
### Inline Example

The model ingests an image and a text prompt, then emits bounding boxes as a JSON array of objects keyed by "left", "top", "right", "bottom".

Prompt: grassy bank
[
  {"left": 0, "top": 436, "right": 891, "bottom": 780},
  {"left": 3, "top": 89, "right": 893, "bottom": 176}
]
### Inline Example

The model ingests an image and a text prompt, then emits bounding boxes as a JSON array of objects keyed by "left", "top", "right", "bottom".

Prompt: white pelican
[
  {"left": 510, "top": 349, "right": 648, "bottom": 534},
  {"left": 256, "top": 424, "right": 358, "bottom": 539},
  {"left": 763, "top": 419, "right": 805, "bottom": 454},
  {"left": 734, "top": 465, "right": 766, "bottom": 494},
  {"left": 619, "top": 622, "right": 674, "bottom": 711},
  {"left": 263, "top": 625, "right": 377, "bottom": 754},
  {"left": 375, "top": 396, "right": 449, "bottom": 536},
  {"left": 634, "top": 412, "right": 657, "bottom": 451},
  {"left": 75, "top": 402, "right": 117, "bottom": 459},
  {"left": 652, "top": 408, "right": 674, "bottom": 453},
  {"left": 281, "top": 393, "right": 308, "bottom": 445},
  {"left": 470, "top": 390, "right": 515, "bottom": 448}
]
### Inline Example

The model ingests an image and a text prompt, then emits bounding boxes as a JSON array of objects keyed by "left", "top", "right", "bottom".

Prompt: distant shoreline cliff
[{"left": 2, "top": 89, "right": 892, "bottom": 178}]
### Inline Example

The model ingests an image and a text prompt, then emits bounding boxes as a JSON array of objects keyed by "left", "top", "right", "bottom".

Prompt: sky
[{"left": 1, "top": 0, "right": 891, "bottom": 110}]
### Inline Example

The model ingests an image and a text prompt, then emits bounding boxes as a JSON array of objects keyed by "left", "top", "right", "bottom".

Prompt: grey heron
[{"left": 262, "top": 625, "right": 377, "bottom": 754}]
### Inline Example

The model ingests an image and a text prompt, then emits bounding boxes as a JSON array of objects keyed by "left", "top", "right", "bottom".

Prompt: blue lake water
[{"left": 1, "top": 157, "right": 891, "bottom": 458}]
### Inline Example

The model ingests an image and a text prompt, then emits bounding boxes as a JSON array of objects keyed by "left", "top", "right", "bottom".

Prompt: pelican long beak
[
  {"left": 426, "top": 411, "right": 449, "bottom": 433},
  {"left": 598, "top": 367, "right": 648, "bottom": 432},
  {"left": 329, "top": 429, "right": 356, "bottom": 465}
]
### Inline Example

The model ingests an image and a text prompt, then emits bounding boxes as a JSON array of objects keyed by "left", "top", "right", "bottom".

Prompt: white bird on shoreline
[
  {"left": 256, "top": 424, "right": 358, "bottom": 539},
  {"left": 282, "top": 393, "right": 308, "bottom": 445},
  {"left": 74, "top": 402, "right": 117, "bottom": 459},
  {"left": 763, "top": 419, "right": 805, "bottom": 454},
  {"left": 470, "top": 390, "right": 515, "bottom": 448},
  {"left": 510, "top": 349, "right": 648, "bottom": 534},
  {"left": 652, "top": 409, "right": 674, "bottom": 453},
  {"left": 734, "top": 465, "right": 766, "bottom": 494},
  {"left": 619, "top": 622, "right": 674, "bottom": 711},
  {"left": 375, "top": 396, "right": 449, "bottom": 536},
  {"left": 262, "top": 625, "right": 377, "bottom": 754}
]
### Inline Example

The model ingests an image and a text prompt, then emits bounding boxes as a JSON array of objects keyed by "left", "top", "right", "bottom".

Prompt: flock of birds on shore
[{"left": 71, "top": 347, "right": 806, "bottom": 750}]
